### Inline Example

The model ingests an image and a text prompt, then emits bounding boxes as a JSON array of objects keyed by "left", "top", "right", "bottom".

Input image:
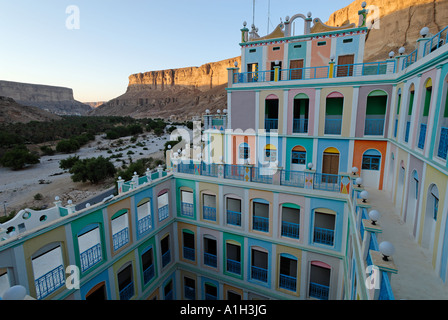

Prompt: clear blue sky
[{"left": 0, "top": 0, "right": 355, "bottom": 102}]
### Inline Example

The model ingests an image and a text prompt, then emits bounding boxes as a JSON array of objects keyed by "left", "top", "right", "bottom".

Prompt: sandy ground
[{"left": 0, "top": 131, "right": 172, "bottom": 216}]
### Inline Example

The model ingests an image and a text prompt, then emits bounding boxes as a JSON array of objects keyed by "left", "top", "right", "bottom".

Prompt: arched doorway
[
  {"left": 322, "top": 147, "right": 339, "bottom": 175},
  {"left": 405, "top": 170, "right": 419, "bottom": 238},
  {"left": 422, "top": 184, "right": 439, "bottom": 252}
]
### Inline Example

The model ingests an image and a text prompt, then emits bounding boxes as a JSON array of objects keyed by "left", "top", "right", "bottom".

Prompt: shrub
[
  {"left": 56, "top": 139, "right": 80, "bottom": 153},
  {"left": 0, "top": 145, "right": 40, "bottom": 170},
  {"left": 34, "top": 193, "right": 43, "bottom": 200},
  {"left": 59, "top": 155, "right": 80, "bottom": 170},
  {"left": 40, "top": 145, "right": 55, "bottom": 156},
  {"left": 69, "top": 156, "right": 116, "bottom": 184}
]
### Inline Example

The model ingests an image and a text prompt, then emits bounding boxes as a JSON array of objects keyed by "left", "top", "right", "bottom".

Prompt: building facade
[{"left": 1, "top": 3, "right": 448, "bottom": 300}]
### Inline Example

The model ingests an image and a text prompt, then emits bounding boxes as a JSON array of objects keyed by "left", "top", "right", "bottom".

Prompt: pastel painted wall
[
  {"left": 199, "top": 182, "right": 220, "bottom": 225},
  {"left": 265, "top": 42, "right": 285, "bottom": 71},
  {"left": 247, "top": 238, "right": 272, "bottom": 288},
  {"left": 134, "top": 187, "right": 155, "bottom": 239},
  {"left": 249, "top": 189, "right": 273, "bottom": 237},
  {"left": 275, "top": 244, "right": 302, "bottom": 296},
  {"left": 244, "top": 46, "right": 263, "bottom": 71},
  {"left": 287, "top": 41, "right": 307, "bottom": 68},
  {"left": 259, "top": 90, "right": 285, "bottom": 133},
  {"left": 402, "top": 154, "right": 424, "bottom": 237},
  {"left": 177, "top": 222, "right": 197, "bottom": 265},
  {"left": 352, "top": 140, "right": 387, "bottom": 190},
  {"left": 319, "top": 87, "right": 354, "bottom": 137},
  {"left": 230, "top": 91, "right": 256, "bottom": 131},
  {"left": 257, "top": 135, "right": 283, "bottom": 167},
  {"left": 176, "top": 178, "right": 196, "bottom": 219},
  {"left": 310, "top": 37, "right": 331, "bottom": 69},
  {"left": 107, "top": 197, "right": 132, "bottom": 257},
  {"left": 231, "top": 134, "right": 256, "bottom": 165},
  {"left": 335, "top": 35, "right": 360, "bottom": 63},
  {"left": 285, "top": 137, "right": 314, "bottom": 172}
]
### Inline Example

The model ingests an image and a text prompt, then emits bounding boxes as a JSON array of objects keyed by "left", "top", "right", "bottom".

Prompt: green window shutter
[
  {"left": 366, "top": 96, "right": 387, "bottom": 115},
  {"left": 444, "top": 91, "right": 448, "bottom": 118},
  {"left": 396, "top": 94, "right": 401, "bottom": 115},
  {"left": 423, "top": 87, "right": 432, "bottom": 117},
  {"left": 326, "top": 97, "right": 343, "bottom": 115},
  {"left": 408, "top": 91, "right": 414, "bottom": 116}
]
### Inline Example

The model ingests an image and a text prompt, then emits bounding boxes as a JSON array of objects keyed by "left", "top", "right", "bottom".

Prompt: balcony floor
[{"left": 365, "top": 187, "right": 448, "bottom": 300}]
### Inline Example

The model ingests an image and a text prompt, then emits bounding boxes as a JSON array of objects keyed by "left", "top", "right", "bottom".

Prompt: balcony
[
  {"left": 281, "top": 221, "right": 300, "bottom": 239},
  {"left": 313, "top": 173, "right": 340, "bottom": 192},
  {"left": 143, "top": 264, "right": 154, "bottom": 284},
  {"left": 137, "top": 215, "right": 152, "bottom": 235},
  {"left": 227, "top": 210, "right": 241, "bottom": 226},
  {"left": 253, "top": 215, "right": 269, "bottom": 232},
  {"left": 279, "top": 274, "right": 297, "bottom": 291},
  {"left": 162, "top": 250, "right": 171, "bottom": 267},
  {"left": 309, "top": 282, "right": 329, "bottom": 300},
  {"left": 418, "top": 123, "right": 427, "bottom": 149},
  {"left": 34, "top": 264, "right": 65, "bottom": 300},
  {"left": 227, "top": 258, "right": 241, "bottom": 274},
  {"left": 183, "top": 246, "right": 195, "bottom": 261},
  {"left": 158, "top": 204, "right": 169, "bottom": 221},
  {"left": 251, "top": 265, "right": 268, "bottom": 282},
  {"left": 313, "top": 227, "right": 335, "bottom": 246},
  {"left": 293, "top": 118, "right": 308, "bottom": 133},
  {"left": 119, "top": 282, "right": 134, "bottom": 300},
  {"left": 80, "top": 243, "right": 102, "bottom": 272},
  {"left": 203, "top": 206, "right": 217, "bottom": 221},
  {"left": 324, "top": 118, "right": 342, "bottom": 135},
  {"left": 181, "top": 202, "right": 194, "bottom": 217},
  {"left": 184, "top": 285, "right": 195, "bottom": 300},
  {"left": 112, "top": 227, "right": 129, "bottom": 251},
  {"left": 265, "top": 118, "right": 278, "bottom": 131},
  {"left": 204, "top": 252, "right": 217, "bottom": 268},
  {"left": 364, "top": 118, "right": 385, "bottom": 136},
  {"left": 438, "top": 127, "right": 448, "bottom": 159},
  {"left": 404, "top": 121, "right": 411, "bottom": 142}
]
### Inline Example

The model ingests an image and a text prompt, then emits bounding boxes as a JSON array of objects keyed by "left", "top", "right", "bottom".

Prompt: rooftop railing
[{"left": 423, "top": 25, "right": 448, "bottom": 57}]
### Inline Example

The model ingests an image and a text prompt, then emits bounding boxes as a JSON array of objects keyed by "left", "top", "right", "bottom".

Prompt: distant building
[{"left": 1, "top": 2, "right": 448, "bottom": 300}]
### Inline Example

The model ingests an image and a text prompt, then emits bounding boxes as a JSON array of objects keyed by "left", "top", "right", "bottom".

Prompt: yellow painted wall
[
  {"left": 177, "top": 222, "right": 197, "bottom": 265},
  {"left": 112, "top": 250, "right": 137, "bottom": 300},
  {"left": 319, "top": 87, "right": 353, "bottom": 137}
]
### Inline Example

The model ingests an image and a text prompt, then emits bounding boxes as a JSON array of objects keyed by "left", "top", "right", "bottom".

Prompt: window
[
  {"left": 253, "top": 200, "right": 269, "bottom": 232},
  {"left": 180, "top": 190, "right": 194, "bottom": 217},
  {"left": 313, "top": 211, "right": 335, "bottom": 246},
  {"left": 264, "top": 144, "right": 277, "bottom": 162},
  {"left": 204, "top": 237, "right": 217, "bottom": 268},
  {"left": 343, "top": 38, "right": 353, "bottom": 43},
  {"left": 292, "top": 150, "right": 306, "bottom": 165},
  {"left": 118, "top": 264, "right": 134, "bottom": 300},
  {"left": 239, "top": 143, "right": 250, "bottom": 161},
  {"left": 137, "top": 198, "right": 152, "bottom": 235},
  {"left": 158, "top": 192, "right": 169, "bottom": 222},
  {"left": 182, "top": 231, "right": 195, "bottom": 261},
  {"left": 293, "top": 95, "right": 309, "bottom": 133},
  {"left": 325, "top": 95, "right": 343, "bottom": 135},
  {"left": 204, "top": 283, "right": 218, "bottom": 300},
  {"left": 279, "top": 255, "right": 297, "bottom": 291},
  {"left": 203, "top": 194, "right": 217, "bottom": 221},
  {"left": 226, "top": 197, "right": 242, "bottom": 226},
  {"left": 78, "top": 225, "right": 102, "bottom": 272},
  {"left": 32, "top": 244, "right": 65, "bottom": 299},
  {"left": 362, "top": 149, "right": 381, "bottom": 171},
  {"left": 141, "top": 247, "right": 155, "bottom": 285},
  {"left": 161, "top": 235, "right": 171, "bottom": 268},
  {"left": 273, "top": 46, "right": 280, "bottom": 51},
  {"left": 251, "top": 248, "right": 268, "bottom": 283},
  {"left": 184, "top": 277, "right": 195, "bottom": 300},
  {"left": 309, "top": 262, "right": 331, "bottom": 300},
  {"left": 164, "top": 279, "right": 173, "bottom": 300},
  {"left": 317, "top": 41, "right": 327, "bottom": 46},
  {"left": 111, "top": 210, "right": 129, "bottom": 251},
  {"left": 226, "top": 243, "right": 241, "bottom": 275},
  {"left": 281, "top": 204, "right": 300, "bottom": 239},
  {"left": 265, "top": 96, "right": 279, "bottom": 131}
]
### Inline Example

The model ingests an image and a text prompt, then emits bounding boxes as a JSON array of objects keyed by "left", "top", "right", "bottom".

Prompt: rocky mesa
[{"left": 0, "top": 80, "right": 92, "bottom": 116}]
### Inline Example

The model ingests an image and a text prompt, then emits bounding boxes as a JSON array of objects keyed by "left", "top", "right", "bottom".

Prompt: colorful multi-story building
[{"left": 1, "top": 3, "right": 448, "bottom": 301}]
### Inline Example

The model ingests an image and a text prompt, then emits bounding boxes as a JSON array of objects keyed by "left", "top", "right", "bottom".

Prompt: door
[
  {"left": 270, "top": 61, "right": 282, "bottom": 81},
  {"left": 289, "top": 59, "right": 304, "bottom": 80},
  {"left": 337, "top": 55, "right": 354, "bottom": 77},
  {"left": 322, "top": 153, "right": 339, "bottom": 175}
]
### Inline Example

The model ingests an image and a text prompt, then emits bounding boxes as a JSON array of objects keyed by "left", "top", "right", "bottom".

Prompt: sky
[{"left": 0, "top": 0, "right": 355, "bottom": 102}]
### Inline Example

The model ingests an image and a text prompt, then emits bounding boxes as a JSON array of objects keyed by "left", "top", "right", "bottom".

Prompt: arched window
[
  {"left": 361, "top": 149, "right": 381, "bottom": 171},
  {"left": 293, "top": 93, "right": 309, "bottom": 133},
  {"left": 325, "top": 92, "right": 344, "bottom": 135},
  {"left": 265, "top": 95, "right": 279, "bottom": 132},
  {"left": 365, "top": 90, "right": 387, "bottom": 136},
  {"left": 238, "top": 142, "right": 250, "bottom": 161},
  {"left": 291, "top": 145, "right": 306, "bottom": 165},
  {"left": 264, "top": 144, "right": 277, "bottom": 162}
]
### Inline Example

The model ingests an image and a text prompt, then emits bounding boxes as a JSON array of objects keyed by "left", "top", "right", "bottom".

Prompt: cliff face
[
  {"left": 91, "top": 57, "right": 240, "bottom": 120},
  {"left": 0, "top": 80, "right": 92, "bottom": 116},
  {"left": 326, "top": 0, "right": 448, "bottom": 62},
  {"left": 0, "top": 96, "right": 62, "bottom": 123}
]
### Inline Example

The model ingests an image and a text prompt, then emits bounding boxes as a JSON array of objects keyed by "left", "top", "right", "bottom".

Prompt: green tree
[
  {"left": 0, "top": 146, "right": 40, "bottom": 170},
  {"left": 56, "top": 139, "right": 80, "bottom": 153},
  {"left": 69, "top": 156, "right": 116, "bottom": 184},
  {"left": 59, "top": 155, "right": 80, "bottom": 170}
]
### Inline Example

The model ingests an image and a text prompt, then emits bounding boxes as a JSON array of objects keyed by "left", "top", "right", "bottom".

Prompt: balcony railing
[
  {"left": 183, "top": 246, "right": 195, "bottom": 261},
  {"left": 418, "top": 123, "right": 427, "bottom": 149},
  {"left": 80, "top": 243, "right": 102, "bottom": 272},
  {"left": 324, "top": 118, "right": 342, "bottom": 135},
  {"left": 162, "top": 250, "right": 171, "bottom": 267},
  {"left": 185, "top": 285, "right": 195, "bottom": 300},
  {"left": 227, "top": 210, "right": 242, "bottom": 226},
  {"left": 314, "top": 227, "right": 335, "bottom": 246},
  {"left": 404, "top": 121, "right": 411, "bottom": 142},
  {"left": 119, "top": 282, "right": 134, "bottom": 300},
  {"left": 293, "top": 118, "right": 308, "bottom": 133},
  {"left": 265, "top": 118, "right": 278, "bottom": 131},
  {"left": 143, "top": 264, "right": 154, "bottom": 284},
  {"left": 204, "top": 252, "right": 217, "bottom": 268},
  {"left": 35, "top": 264, "right": 65, "bottom": 300},
  {"left": 203, "top": 206, "right": 217, "bottom": 221},
  {"left": 335, "top": 61, "right": 390, "bottom": 77},
  {"left": 364, "top": 118, "right": 385, "bottom": 136},
  {"left": 402, "top": 49, "right": 418, "bottom": 69},
  {"left": 251, "top": 265, "right": 268, "bottom": 282},
  {"left": 423, "top": 25, "right": 448, "bottom": 57},
  {"left": 309, "top": 282, "right": 329, "bottom": 300},
  {"left": 138, "top": 215, "right": 152, "bottom": 235},
  {"left": 279, "top": 274, "right": 297, "bottom": 291},
  {"left": 227, "top": 258, "right": 241, "bottom": 274},
  {"left": 281, "top": 221, "right": 300, "bottom": 239},
  {"left": 438, "top": 127, "right": 448, "bottom": 159},
  {"left": 158, "top": 204, "right": 169, "bottom": 221},
  {"left": 177, "top": 161, "right": 346, "bottom": 194},
  {"left": 112, "top": 227, "right": 129, "bottom": 251},
  {"left": 253, "top": 215, "right": 269, "bottom": 232},
  {"left": 181, "top": 202, "right": 194, "bottom": 217}
]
